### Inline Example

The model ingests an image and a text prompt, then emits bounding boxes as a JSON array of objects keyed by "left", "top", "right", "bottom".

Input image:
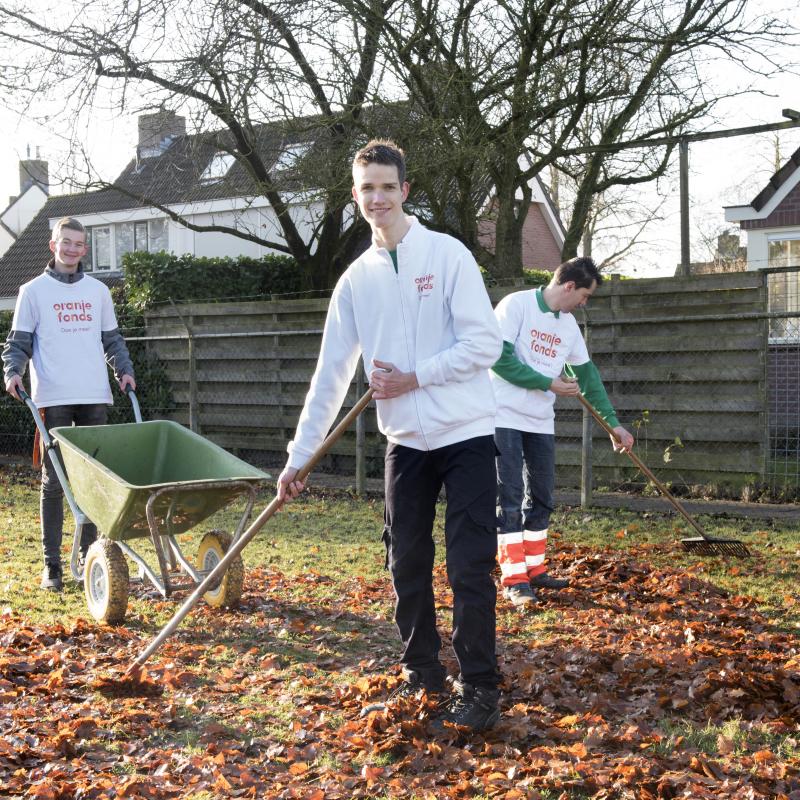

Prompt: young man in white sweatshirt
[
  {"left": 490, "top": 257, "right": 634, "bottom": 607},
  {"left": 278, "top": 140, "right": 504, "bottom": 733},
  {"left": 3, "top": 216, "right": 136, "bottom": 592}
]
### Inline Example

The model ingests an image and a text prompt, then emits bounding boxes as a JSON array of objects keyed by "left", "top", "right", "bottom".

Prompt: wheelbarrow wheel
[
  {"left": 84, "top": 539, "right": 129, "bottom": 623},
  {"left": 196, "top": 530, "right": 243, "bottom": 609}
]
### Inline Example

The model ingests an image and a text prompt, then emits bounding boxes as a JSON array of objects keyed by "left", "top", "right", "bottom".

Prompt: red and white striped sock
[
  {"left": 524, "top": 528, "right": 548, "bottom": 579},
  {"left": 497, "top": 531, "right": 528, "bottom": 587}
]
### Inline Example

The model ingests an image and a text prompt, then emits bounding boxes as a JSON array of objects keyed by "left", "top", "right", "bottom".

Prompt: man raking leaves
[
  {"left": 278, "top": 140, "right": 504, "bottom": 734},
  {"left": 490, "top": 257, "right": 634, "bottom": 607}
]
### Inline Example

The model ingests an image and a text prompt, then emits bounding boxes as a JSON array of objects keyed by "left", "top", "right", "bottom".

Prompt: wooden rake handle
[
  {"left": 574, "top": 391, "right": 706, "bottom": 539},
  {"left": 127, "top": 388, "right": 375, "bottom": 673}
]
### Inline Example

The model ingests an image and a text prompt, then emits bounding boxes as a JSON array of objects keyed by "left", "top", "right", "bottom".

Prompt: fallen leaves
[{"left": 0, "top": 548, "right": 799, "bottom": 799}]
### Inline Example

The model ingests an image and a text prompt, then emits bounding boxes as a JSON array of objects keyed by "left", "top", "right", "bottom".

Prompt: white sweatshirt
[
  {"left": 287, "top": 217, "right": 502, "bottom": 468},
  {"left": 11, "top": 272, "right": 120, "bottom": 407}
]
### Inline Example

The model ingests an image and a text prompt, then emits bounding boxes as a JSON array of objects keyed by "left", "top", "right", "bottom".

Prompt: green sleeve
[
  {"left": 491, "top": 341, "right": 552, "bottom": 391},
  {"left": 570, "top": 361, "right": 620, "bottom": 428}
]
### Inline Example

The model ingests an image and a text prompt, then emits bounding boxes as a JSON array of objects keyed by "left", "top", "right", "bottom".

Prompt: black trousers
[{"left": 383, "top": 435, "right": 499, "bottom": 689}]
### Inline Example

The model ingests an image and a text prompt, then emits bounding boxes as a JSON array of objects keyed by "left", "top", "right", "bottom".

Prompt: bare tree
[
  {"left": 350, "top": 0, "right": 795, "bottom": 277},
  {"left": 1, "top": 0, "right": 794, "bottom": 285},
  {"left": 0, "top": 0, "right": 395, "bottom": 288}
]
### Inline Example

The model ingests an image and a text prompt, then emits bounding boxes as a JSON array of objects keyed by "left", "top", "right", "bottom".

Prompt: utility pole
[{"left": 678, "top": 139, "right": 690, "bottom": 276}]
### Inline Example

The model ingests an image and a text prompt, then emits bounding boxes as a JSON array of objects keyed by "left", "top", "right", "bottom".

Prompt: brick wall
[
  {"left": 478, "top": 200, "right": 562, "bottom": 270},
  {"left": 742, "top": 181, "right": 800, "bottom": 230}
]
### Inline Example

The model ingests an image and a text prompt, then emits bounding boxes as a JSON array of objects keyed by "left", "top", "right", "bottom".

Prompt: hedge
[{"left": 121, "top": 251, "right": 305, "bottom": 312}]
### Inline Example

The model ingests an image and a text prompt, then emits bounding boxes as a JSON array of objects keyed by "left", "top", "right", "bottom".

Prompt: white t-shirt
[
  {"left": 12, "top": 272, "right": 119, "bottom": 407},
  {"left": 491, "top": 288, "right": 589, "bottom": 433}
]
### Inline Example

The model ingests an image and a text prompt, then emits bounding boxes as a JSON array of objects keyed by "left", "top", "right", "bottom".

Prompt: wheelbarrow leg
[{"left": 127, "top": 388, "right": 375, "bottom": 673}]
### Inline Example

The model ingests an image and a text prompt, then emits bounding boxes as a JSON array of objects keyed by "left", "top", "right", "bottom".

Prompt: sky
[{"left": 1, "top": 3, "right": 798, "bottom": 279}]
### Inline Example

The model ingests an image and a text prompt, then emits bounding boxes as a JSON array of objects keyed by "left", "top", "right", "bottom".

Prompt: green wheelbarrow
[{"left": 22, "top": 388, "right": 269, "bottom": 623}]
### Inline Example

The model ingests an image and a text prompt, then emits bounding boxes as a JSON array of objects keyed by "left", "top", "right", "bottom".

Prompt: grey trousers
[{"left": 41, "top": 404, "right": 107, "bottom": 565}]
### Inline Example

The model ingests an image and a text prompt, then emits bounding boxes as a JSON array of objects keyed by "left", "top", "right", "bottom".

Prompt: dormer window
[
  {"left": 200, "top": 151, "right": 236, "bottom": 184},
  {"left": 273, "top": 143, "right": 311, "bottom": 172}
]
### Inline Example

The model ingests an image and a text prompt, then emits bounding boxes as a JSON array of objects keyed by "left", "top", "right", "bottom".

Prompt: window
[
  {"left": 200, "top": 151, "right": 236, "bottom": 184},
  {"left": 90, "top": 226, "right": 111, "bottom": 272},
  {"left": 87, "top": 219, "right": 170, "bottom": 272},
  {"left": 273, "top": 142, "right": 311, "bottom": 172},
  {"left": 768, "top": 237, "right": 800, "bottom": 341},
  {"left": 769, "top": 239, "right": 800, "bottom": 269},
  {"left": 135, "top": 221, "right": 149, "bottom": 250},
  {"left": 148, "top": 218, "right": 168, "bottom": 251},
  {"left": 115, "top": 223, "right": 135, "bottom": 266}
]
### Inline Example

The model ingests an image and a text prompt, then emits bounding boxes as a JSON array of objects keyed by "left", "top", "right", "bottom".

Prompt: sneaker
[
  {"left": 529, "top": 572, "right": 570, "bottom": 590},
  {"left": 389, "top": 668, "right": 447, "bottom": 702},
  {"left": 41, "top": 562, "right": 63, "bottom": 592},
  {"left": 433, "top": 679, "right": 500, "bottom": 733},
  {"left": 502, "top": 582, "right": 536, "bottom": 607}
]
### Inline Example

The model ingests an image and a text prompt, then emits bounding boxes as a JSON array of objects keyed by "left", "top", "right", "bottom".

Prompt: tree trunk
[{"left": 490, "top": 184, "right": 527, "bottom": 279}]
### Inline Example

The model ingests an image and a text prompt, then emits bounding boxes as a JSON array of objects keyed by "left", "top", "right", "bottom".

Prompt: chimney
[
  {"left": 19, "top": 155, "right": 49, "bottom": 195},
  {"left": 716, "top": 231, "right": 740, "bottom": 260},
  {"left": 137, "top": 111, "right": 186, "bottom": 159}
]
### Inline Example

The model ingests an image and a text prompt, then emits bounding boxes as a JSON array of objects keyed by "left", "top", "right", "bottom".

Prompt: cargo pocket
[{"left": 466, "top": 488, "right": 498, "bottom": 535}]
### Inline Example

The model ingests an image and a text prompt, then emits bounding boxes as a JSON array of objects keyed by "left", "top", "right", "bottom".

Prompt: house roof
[
  {"left": 749, "top": 143, "right": 800, "bottom": 213},
  {"left": 0, "top": 194, "right": 124, "bottom": 298},
  {"left": 101, "top": 123, "right": 318, "bottom": 209},
  {"left": 724, "top": 142, "right": 800, "bottom": 228},
  {"left": 0, "top": 121, "right": 318, "bottom": 298},
  {"left": 1, "top": 109, "right": 567, "bottom": 297}
]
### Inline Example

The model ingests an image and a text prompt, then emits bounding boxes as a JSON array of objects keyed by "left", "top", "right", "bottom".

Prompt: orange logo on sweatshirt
[
  {"left": 530, "top": 328, "right": 561, "bottom": 358},
  {"left": 53, "top": 300, "right": 93, "bottom": 323},
  {"left": 415, "top": 273, "right": 434, "bottom": 296}
]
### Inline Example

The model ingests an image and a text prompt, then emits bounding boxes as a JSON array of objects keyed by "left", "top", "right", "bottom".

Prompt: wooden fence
[{"left": 141, "top": 270, "right": 769, "bottom": 490}]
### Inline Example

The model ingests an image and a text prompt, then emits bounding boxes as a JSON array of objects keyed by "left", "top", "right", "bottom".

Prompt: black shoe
[
  {"left": 433, "top": 679, "right": 500, "bottom": 733},
  {"left": 529, "top": 572, "right": 570, "bottom": 590},
  {"left": 389, "top": 668, "right": 447, "bottom": 702},
  {"left": 41, "top": 562, "right": 63, "bottom": 592}
]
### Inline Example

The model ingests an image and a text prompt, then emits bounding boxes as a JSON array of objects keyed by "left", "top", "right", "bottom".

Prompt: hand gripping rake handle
[
  {"left": 127, "top": 388, "right": 375, "bottom": 673},
  {"left": 574, "top": 391, "right": 708, "bottom": 540}
]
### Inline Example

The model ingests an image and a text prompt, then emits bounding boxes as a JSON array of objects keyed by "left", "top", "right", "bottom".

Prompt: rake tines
[
  {"left": 573, "top": 392, "right": 753, "bottom": 560},
  {"left": 681, "top": 536, "right": 751, "bottom": 558}
]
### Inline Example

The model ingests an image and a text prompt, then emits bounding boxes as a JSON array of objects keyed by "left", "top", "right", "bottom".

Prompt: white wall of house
[
  {"left": 0, "top": 226, "right": 14, "bottom": 259},
  {"left": 0, "top": 184, "right": 48, "bottom": 259},
  {"left": 1, "top": 185, "right": 47, "bottom": 236},
  {"left": 69, "top": 195, "right": 328, "bottom": 273},
  {"left": 738, "top": 228, "right": 800, "bottom": 272}
]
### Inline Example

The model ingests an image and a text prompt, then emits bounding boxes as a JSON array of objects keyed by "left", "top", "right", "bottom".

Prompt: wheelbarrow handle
[
  {"left": 124, "top": 386, "right": 143, "bottom": 423},
  {"left": 128, "top": 388, "right": 376, "bottom": 673}
]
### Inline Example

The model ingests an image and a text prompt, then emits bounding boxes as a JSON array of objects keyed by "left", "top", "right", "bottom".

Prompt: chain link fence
[{"left": 2, "top": 268, "right": 799, "bottom": 504}]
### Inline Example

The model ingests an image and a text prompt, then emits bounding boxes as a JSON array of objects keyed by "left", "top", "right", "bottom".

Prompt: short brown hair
[
  {"left": 554, "top": 257, "right": 603, "bottom": 289},
  {"left": 52, "top": 217, "right": 86, "bottom": 241},
  {"left": 352, "top": 139, "right": 406, "bottom": 184}
]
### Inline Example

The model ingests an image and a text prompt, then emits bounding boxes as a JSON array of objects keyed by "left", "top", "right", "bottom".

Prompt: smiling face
[
  {"left": 351, "top": 161, "right": 410, "bottom": 236},
  {"left": 49, "top": 227, "right": 87, "bottom": 272}
]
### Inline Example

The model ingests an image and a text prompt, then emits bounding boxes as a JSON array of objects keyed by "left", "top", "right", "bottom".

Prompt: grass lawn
[{"left": 1, "top": 463, "right": 799, "bottom": 799}]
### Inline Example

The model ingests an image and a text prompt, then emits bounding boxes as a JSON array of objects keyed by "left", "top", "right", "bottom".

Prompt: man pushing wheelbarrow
[{"left": 2, "top": 216, "right": 137, "bottom": 593}]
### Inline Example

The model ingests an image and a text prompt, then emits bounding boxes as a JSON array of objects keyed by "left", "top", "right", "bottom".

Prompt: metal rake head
[{"left": 681, "top": 536, "right": 751, "bottom": 558}]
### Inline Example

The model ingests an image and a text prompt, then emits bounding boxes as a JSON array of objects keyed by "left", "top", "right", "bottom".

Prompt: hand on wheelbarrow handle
[{"left": 123, "top": 386, "right": 143, "bottom": 424}]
